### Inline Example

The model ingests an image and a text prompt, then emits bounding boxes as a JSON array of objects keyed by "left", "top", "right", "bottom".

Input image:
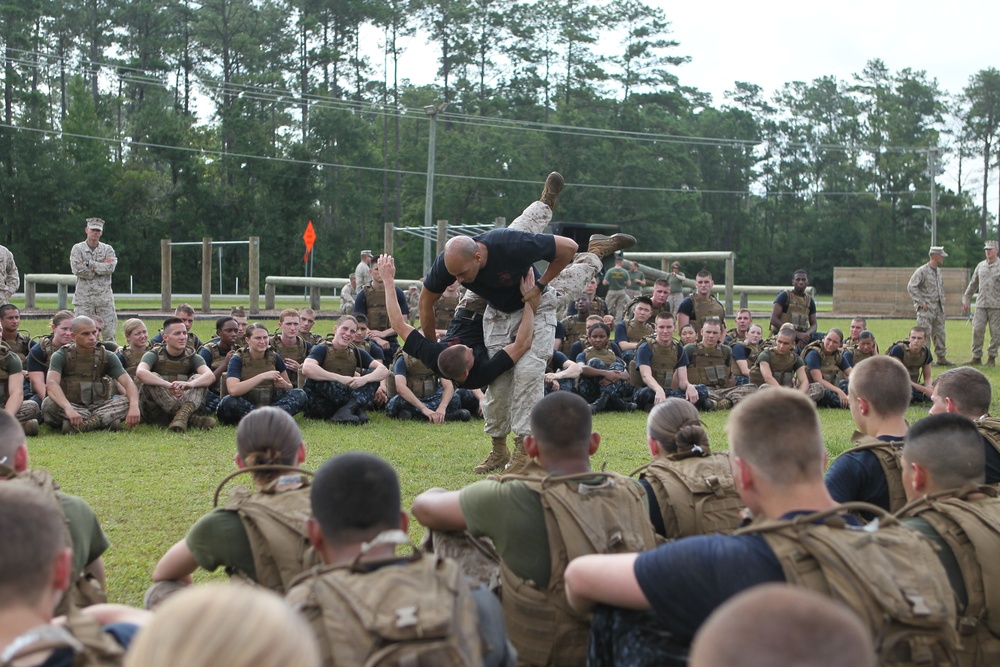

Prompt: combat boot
[
  {"left": 189, "top": 415, "right": 217, "bottom": 429},
  {"left": 473, "top": 436, "right": 510, "bottom": 474},
  {"left": 589, "top": 233, "right": 638, "bottom": 270},
  {"left": 964, "top": 357, "right": 982, "bottom": 366},
  {"left": 62, "top": 415, "right": 103, "bottom": 434},
  {"left": 935, "top": 357, "right": 955, "bottom": 367},
  {"left": 168, "top": 401, "right": 198, "bottom": 433},
  {"left": 503, "top": 436, "right": 530, "bottom": 476},
  {"left": 21, "top": 419, "right": 39, "bottom": 436},
  {"left": 539, "top": 171, "right": 564, "bottom": 211},
  {"left": 590, "top": 393, "right": 610, "bottom": 414},
  {"left": 329, "top": 398, "right": 361, "bottom": 425},
  {"left": 355, "top": 403, "right": 370, "bottom": 425},
  {"left": 988, "top": 357, "right": 997, "bottom": 367}
]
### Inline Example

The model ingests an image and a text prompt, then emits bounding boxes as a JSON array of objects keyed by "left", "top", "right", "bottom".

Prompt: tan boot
[
  {"left": 169, "top": 402, "right": 198, "bottom": 433},
  {"left": 503, "top": 436, "right": 530, "bottom": 476},
  {"left": 588, "top": 233, "right": 637, "bottom": 259},
  {"left": 21, "top": 419, "right": 39, "bottom": 436},
  {"left": 988, "top": 357, "right": 997, "bottom": 367},
  {"left": 473, "top": 436, "right": 510, "bottom": 474},
  {"left": 189, "top": 414, "right": 218, "bottom": 429},
  {"left": 63, "top": 415, "right": 103, "bottom": 434},
  {"left": 540, "top": 172, "right": 564, "bottom": 211}
]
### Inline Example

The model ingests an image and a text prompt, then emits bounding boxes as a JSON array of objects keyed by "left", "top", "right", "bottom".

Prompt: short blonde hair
[
  {"left": 123, "top": 318, "right": 146, "bottom": 337},
  {"left": 278, "top": 308, "right": 300, "bottom": 323},
  {"left": 124, "top": 584, "right": 319, "bottom": 667}
]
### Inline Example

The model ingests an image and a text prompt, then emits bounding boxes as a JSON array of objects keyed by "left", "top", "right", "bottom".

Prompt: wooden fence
[{"left": 833, "top": 267, "right": 969, "bottom": 318}]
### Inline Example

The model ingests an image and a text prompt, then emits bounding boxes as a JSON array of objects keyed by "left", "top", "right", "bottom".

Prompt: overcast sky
[{"left": 385, "top": 0, "right": 999, "bottom": 218}]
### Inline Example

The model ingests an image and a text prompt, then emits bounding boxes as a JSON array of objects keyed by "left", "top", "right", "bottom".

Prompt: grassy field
[{"left": 18, "top": 316, "right": 1000, "bottom": 607}]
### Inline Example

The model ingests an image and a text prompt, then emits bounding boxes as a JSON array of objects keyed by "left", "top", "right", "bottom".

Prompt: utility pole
[
  {"left": 928, "top": 148, "right": 939, "bottom": 246},
  {"left": 423, "top": 102, "right": 448, "bottom": 274}
]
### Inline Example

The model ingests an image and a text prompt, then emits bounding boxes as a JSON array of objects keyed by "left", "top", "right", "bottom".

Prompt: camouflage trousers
[
  {"left": 302, "top": 377, "right": 377, "bottom": 419},
  {"left": 41, "top": 394, "right": 129, "bottom": 428},
  {"left": 12, "top": 399, "right": 40, "bottom": 423},
  {"left": 74, "top": 296, "right": 118, "bottom": 343},
  {"left": 575, "top": 359, "right": 632, "bottom": 403},
  {"left": 481, "top": 199, "right": 602, "bottom": 439},
  {"left": 705, "top": 383, "right": 759, "bottom": 407},
  {"left": 588, "top": 606, "right": 689, "bottom": 667},
  {"left": 386, "top": 386, "right": 462, "bottom": 420},
  {"left": 758, "top": 381, "right": 827, "bottom": 404},
  {"left": 544, "top": 378, "right": 577, "bottom": 395},
  {"left": 971, "top": 307, "right": 1000, "bottom": 360},
  {"left": 916, "top": 305, "right": 947, "bottom": 359},
  {"left": 139, "top": 379, "right": 208, "bottom": 425},
  {"left": 217, "top": 389, "right": 307, "bottom": 425},
  {"left": 632, "top": 384, "right": 709, "bottom": 412}
]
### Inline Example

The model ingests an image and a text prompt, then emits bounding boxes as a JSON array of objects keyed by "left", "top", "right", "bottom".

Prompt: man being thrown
[
  {"left": 412, "top": 391, "right": 655, "bottom": 666},
  {"left": 41, "top": 316, "right": 141, "bottom": 433},
  {"left": 135, "top": 317, "right": 217, "bottom": 432},
  {"left": 417, "top": 172, "right": 635, "bottom": 474}
]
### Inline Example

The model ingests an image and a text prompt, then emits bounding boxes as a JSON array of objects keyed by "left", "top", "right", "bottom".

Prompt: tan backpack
[
  {"left": 215, "top": 465, "right": 320, "bottom": 593},
  {"left": 739, "top": 502, "right": 959, "bottom": 666},
  {"left": 975, "top": 416, "right": 1000, "bottom": 459},
  {"left": 897, "top": 485, "right": 1000, "bottom": 666},
  {"left": 0, "top": 466, "right": 108, "bottom": 615},
  {"left": 0, "top": 611, "right": 125, "bottom": 667},
  {"left": 838, "top": 432, "right": 908, "bottom": 512},
  {"left": 632, "top": 452, "right": 746, "bottom": 539},
  {"left": 287, "top": 530, "right": 482, "bottom": 667}
]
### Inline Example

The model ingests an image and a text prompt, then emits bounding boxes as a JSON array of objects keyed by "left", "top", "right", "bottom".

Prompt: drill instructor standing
[{"left": 70, "top": 217, "right": 118, "bottom": 343}]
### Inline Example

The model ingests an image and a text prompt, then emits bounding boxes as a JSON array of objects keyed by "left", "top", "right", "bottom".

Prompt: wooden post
[
  {"left": 200, "top": 238, "right": 211, "bottom": 313},
  {"left": 25, "top": 278, "right": 35, "bottom": 309},
  {"left": 249, "top": 236, "right": 260, "bottom": 315},
  {"left": 436, "top": 219, "right": 447, "bottom": 257},
  {"left": 160, "top": 239, "right": 172, "bottom": 312},
  {"left": 384, "top": 222, "right": 394, "bottom": 255},
  {"left": 310, "top": 286, "right": 321, "bottom": 311},
  {"left": 494, "top": 216, "right": 505, "bottom": 229},
  {"left": 724, "top": 254, "right": 735, "bottom": 316},
  {"left": 57, "top": 285, "right": 68, "bottom": 310},
  {"left": 265, "top": 282, "right": 275, "bottom": 310}
]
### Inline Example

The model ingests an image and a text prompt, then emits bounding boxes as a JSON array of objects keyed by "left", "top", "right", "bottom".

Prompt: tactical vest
[
  {"left": 271, "top": 333, "right": 308, "bottom": 366},
  {"left": 319, "top": 344, "right": 362, "bottom": 377},
  {"left": 636, "top": 452, "right": 746, "bottom": 539},
  {"left": 29, "top": 335, "right": 55, "bottom": 371},
  {"left": 687, "top": 294, "right": 725, "bottom": 333},
  {"left": 117, "top": 344, "right": 150, "bottom": 380},
  {"left": 739, "top": 505, "right": 960, "bottom": 667},
  {"left": 303, "top": 331, "right": 323, "bottom": 346},
  {"left": 590, "top": 296, "right": 609, "bottom": 317},
  {"left": 893, "top": 340, "right": 929, "bottom": 384},
  {"left": 435, "top": 294, "right": 459, "bottom": 330},
  {"left": 734, "top": 340, "right": 765, "bottom": 376},
  {"left": 686, "top": 343, "right": 732, "bottom": 388},
  {"left": 0, "top": 467, "right": 108, "bottom": 616},
  {"left": 388, "top": 352, "right": 438, "bottom": 399},
  {"left": 152, "top": 345, "right": 196, "bottom": 382},
  {"left": 363, "top": 284, "right": 390, "bottom": 330},
  {"left": 629, "top": 340, "right": 678, "bottom": 388},
  {"left": 896, "top": 486, "right": 1000, "bottom": 667},
  {"left": 749, "top": 349, "right": 797, "bottom": 387},
  {"left": 201, "top": 341, "right": 230, "bottom": 373},
  {"left": 583, "top": 346, "right": 617, "bottom": 366},
  {"left": 498, "top": 472, "right": 656, "bottom": 666},
  {"left": 625, "top": 318, "right": 653, "bottom": 343},
  {"left": 725, "top": 327, "right": 746, "bottom": 343},
  {"left": 975, "top": 417, "right": 1000, "bottom": 460},
  {"left": 560, "top": 317, "right": 588, "bottom": 353},
  {"left": 839, "top": 433, "right": 907, "bottom": 512},
  {"left": 59, "top": 344, "right": 113, "bottom": 406},
  {"left": 220, "top": 472, "right": 319, "bottom": 593},
  {"left": 0, "top": 612, "right": 125, "bottom": 667},
  {"left": 287, "top": 543, "right": 482, "bottom": 667},
  {"left": 801, "top": 340, "right": 845, "bottom": 384},
  {"left": 238, "top": 348, "right": 278, "bottom": 406},
  {"left": 1, "top": 330, "right": 31, "bottom": 363},
  {"left": 847, "top": 343, "right": 877, "bottom": 365},
  {"left": 777, "top": 289, "right": 812, "bottom": 332}
]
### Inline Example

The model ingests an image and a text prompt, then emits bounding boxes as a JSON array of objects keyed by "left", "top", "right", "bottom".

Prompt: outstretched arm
[
  {"left": 378, "top": 254, "right": 416, "bottom": 341},
  {"left": 504, "top": 271, "right": 538, "bottom": 363}
]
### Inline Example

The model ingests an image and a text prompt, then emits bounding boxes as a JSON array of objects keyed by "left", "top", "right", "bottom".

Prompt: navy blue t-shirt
[
  {"left": 424, "top": 229, "right": 556, "bottom": 313},
  {"left": 569, "top": 340, "right": 623, "bottom": 362},
  {"left": 634, "top": 340, "right": 690, "bottom": 370},
  {"left": 825, "top": 435, "right": 905, "bottom": 511},
  {"left": 804, "top": 349, "right": 851, "bottom": 374},
  {"left": 305, "top": 344, "right": 375, "bottom": 371},
  {"left": 888, "top": 343, "right": 933, "bottom": 368},
  {"left": 226, "top": 352, "right": 288, "bottom": 378},
  {"left": 549, "top": 349, "right": 570, "bottom": 371},
  {"left": 983, "top": 435, "right": 1000, "bottom": 485}
]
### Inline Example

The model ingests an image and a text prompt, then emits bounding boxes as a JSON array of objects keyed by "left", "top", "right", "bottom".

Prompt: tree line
[{"left": 1, "top": 0, "right": 998, "bottom": 295}]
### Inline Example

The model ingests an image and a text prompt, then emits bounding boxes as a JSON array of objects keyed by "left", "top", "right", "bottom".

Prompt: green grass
[{"left": 19, "top": 317, "right": 1000, "bottom": 607}]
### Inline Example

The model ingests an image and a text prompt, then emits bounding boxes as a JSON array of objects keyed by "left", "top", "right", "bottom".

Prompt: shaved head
[{"left": 71, "top": 316, "right": 95, "bottom": 333}]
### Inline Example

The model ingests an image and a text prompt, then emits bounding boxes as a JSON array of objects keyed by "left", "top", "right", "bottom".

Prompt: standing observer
[
  {"left": 70, "top": 217, "right": 118, "bottom": 342},
  {"left": 907, "top": 246, "right": 953, "bottom": 366},
  {"left": 963, "top": 239, "right": 1000, "bottom": 366}
]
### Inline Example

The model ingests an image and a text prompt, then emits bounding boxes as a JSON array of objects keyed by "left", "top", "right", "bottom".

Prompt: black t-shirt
[
  {"left": 402, "top": 330, "right": 514, "bottom": 390},
  {"left": 424, "top": 229, "right": 556, "bottom": 313}
]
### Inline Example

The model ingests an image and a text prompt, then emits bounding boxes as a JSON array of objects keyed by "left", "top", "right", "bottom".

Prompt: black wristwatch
[{"left": 536, "top": 281, "right": 548, "bottom": 293}]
